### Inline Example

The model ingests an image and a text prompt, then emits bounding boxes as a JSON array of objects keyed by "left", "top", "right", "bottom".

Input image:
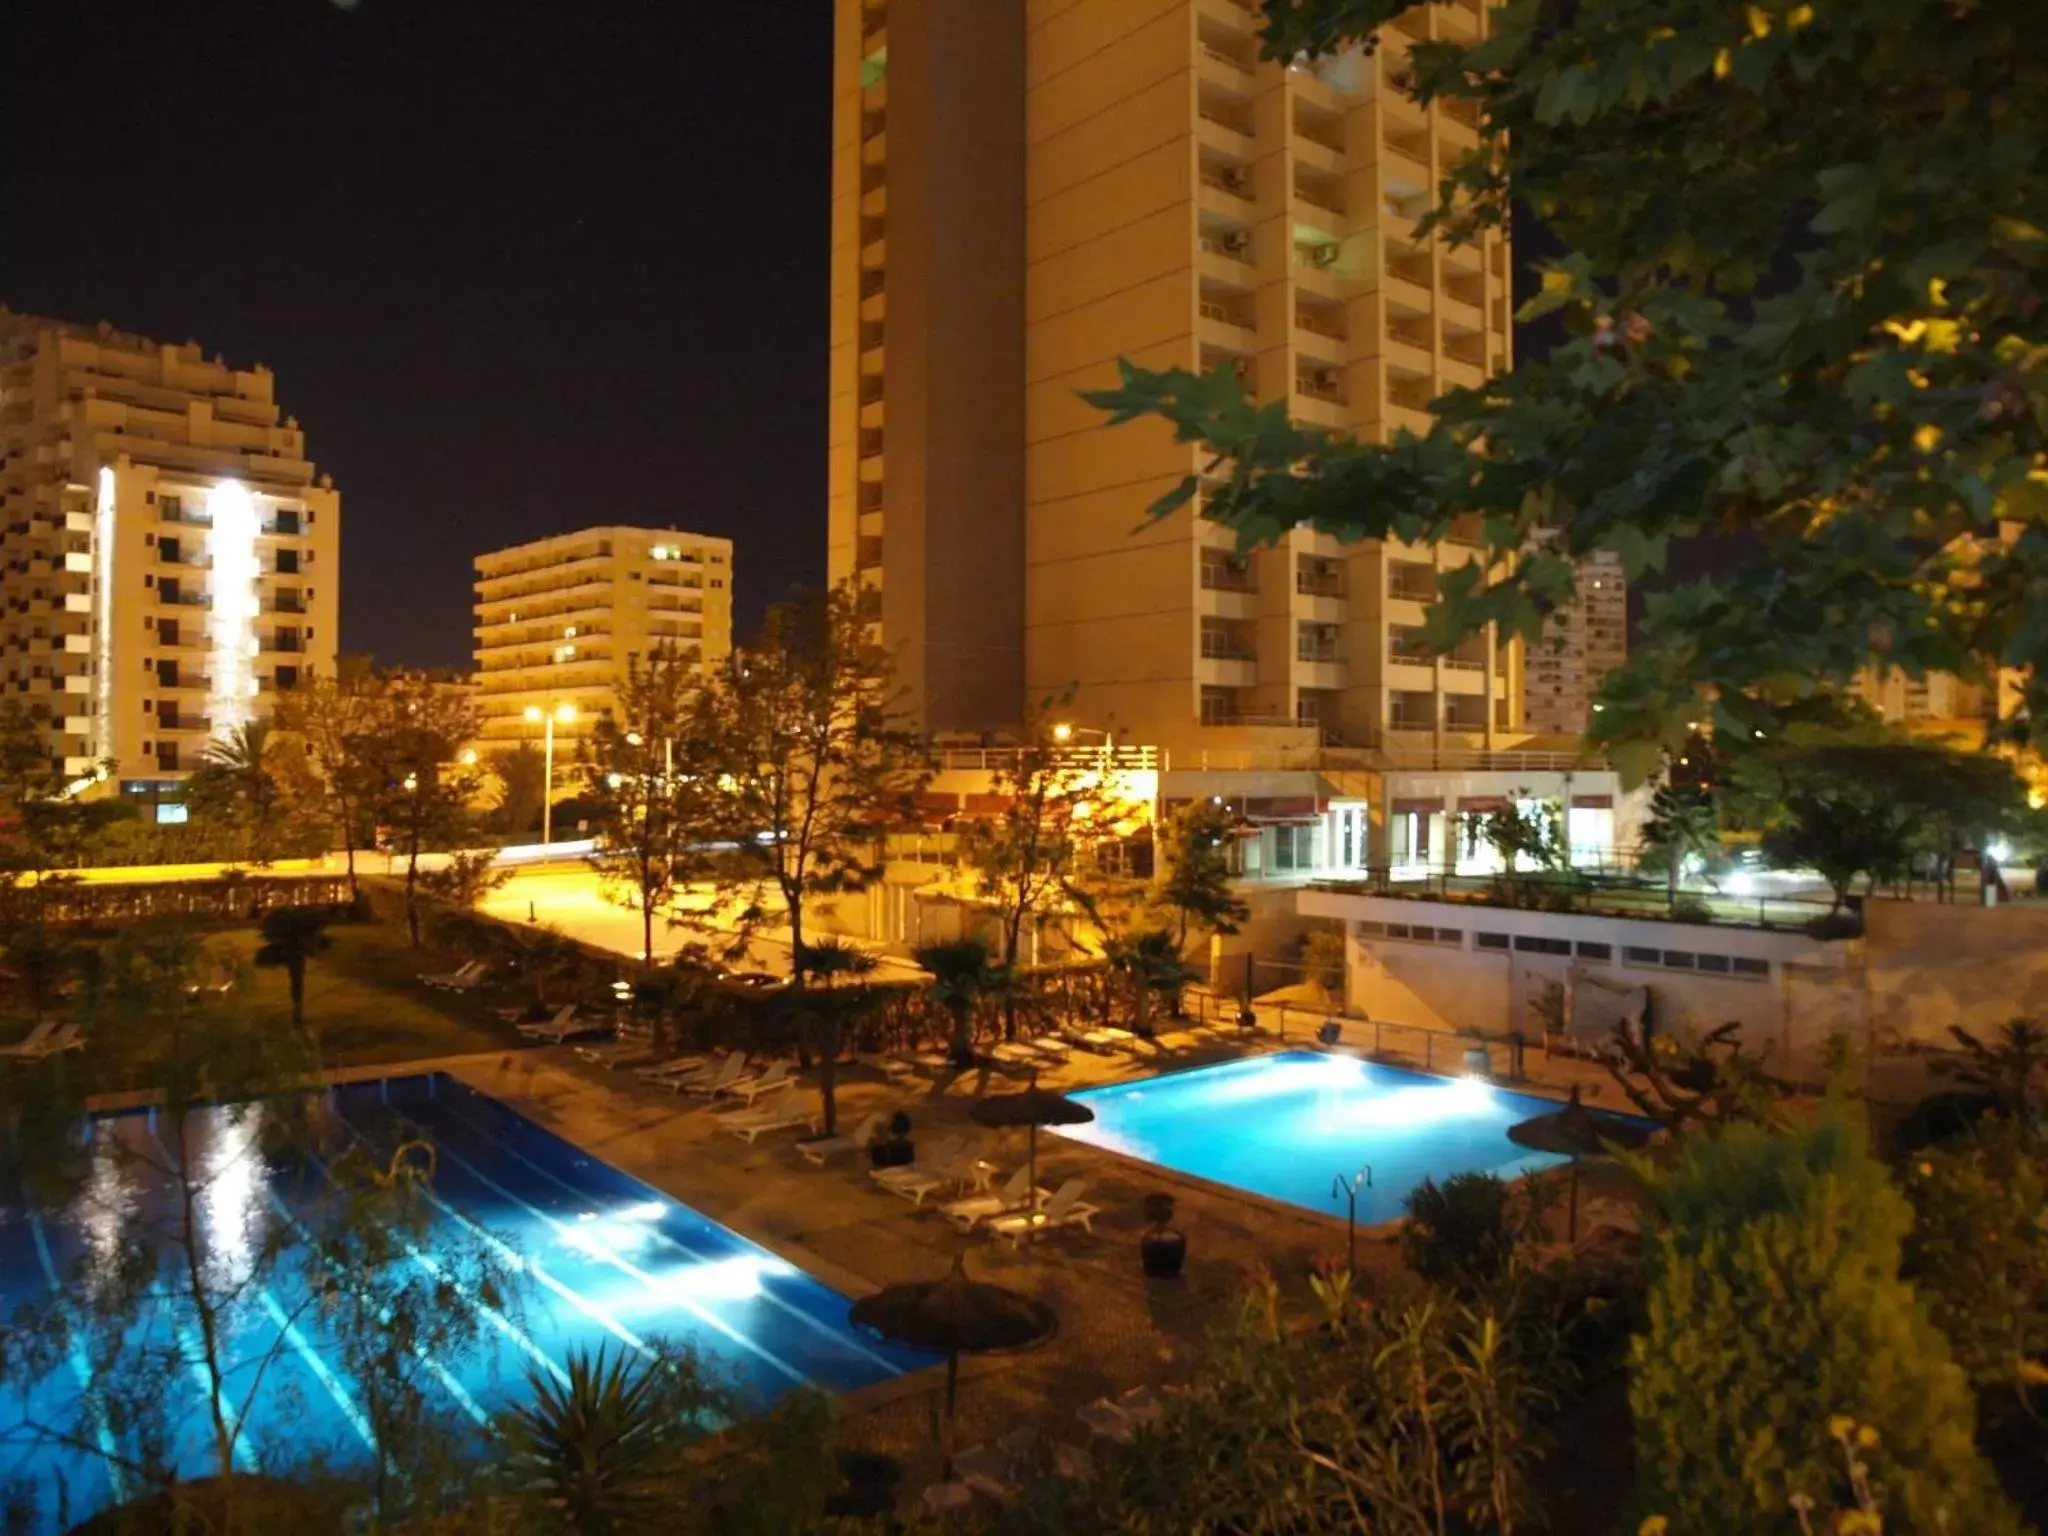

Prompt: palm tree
[
  {"left": 797, "top": 937, "right": 878, "bottom": 1136},
  {"left": 1108, "top": 927, "right": 1187, "bottom": 1037},
  {"left": 189, "top": 721, "right": 278, "bottom": 861},
  {"left": 254, "top": 906, "right": 332, "bottom": 1026},
  {"left": 509, "top": 925, "right": 582, "bottom": 1016},
  {"left": 1, "top": 926, "right": 74, "bottom": 1027},
  {"left": 914, "top": 938, "right": 993, "bottom": 1065}
]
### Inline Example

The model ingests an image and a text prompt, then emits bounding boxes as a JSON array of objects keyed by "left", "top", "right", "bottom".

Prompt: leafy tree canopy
[{"left": 1088, "top": 0, "right": 2047, "bottom": 778}]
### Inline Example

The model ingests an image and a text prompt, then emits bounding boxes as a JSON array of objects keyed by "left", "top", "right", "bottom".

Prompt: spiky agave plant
[{"left": 505, "top": 1345, "right": 696, "bottom": 1530}]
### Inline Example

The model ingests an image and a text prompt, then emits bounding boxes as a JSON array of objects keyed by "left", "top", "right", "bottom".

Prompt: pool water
[
  {"left": 0, "top": 1074, "right": 929, "bottom": 1528},
  {"left": 1054, "top": 1051, "right": 1643, "bottom": 1225}
]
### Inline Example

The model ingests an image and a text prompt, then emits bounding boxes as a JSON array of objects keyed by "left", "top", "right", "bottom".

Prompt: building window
[{"left": 1476, "top": 932, "right": 1510, "bottom": 951}]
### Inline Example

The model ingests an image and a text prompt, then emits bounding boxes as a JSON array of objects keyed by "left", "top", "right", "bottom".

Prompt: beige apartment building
[
  {"left": 828, "top": 0, "right": 1518, "bottom": 751},
  {"left": 0, "top": 309, "right": 339, "bottom": 790},
  {"left": 471, "top": 526, "right": 732, "bottom": 750},
  {"left": 1525, "top": 548, "right": 1628, "bottom": 737}
]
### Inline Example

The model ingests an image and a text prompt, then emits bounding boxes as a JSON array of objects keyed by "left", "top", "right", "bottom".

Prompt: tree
[
  {"left": 913, "top": 937, "right": 994, "bottom": 1065},
  {"left": 420, "top": 848, "right": 512, "bottom": 913},
  {"left": 1479, "top": 795, "right": 1566, "bottom": 907},
  {"left": 183, "top": 721, "right": 290, "bottom": 864},
  {"left": 1760, "top": 764, "right": 1915, "bottom": 914},
  {"left": 956, "top": 707, "right": 1135, "bottom": 1041},
  {"left": 0, "top": 924, "right": 75, "bottom": 1028},
  {"left": 272, "top": 661, "right": 386, "bottom": 899},
  {"left": 1629, "top": 1106, "right": 2022, "bottom": 1534},
  {"left": 360, "top": 672, "right": 484, "bottom": 947},
  {"left": 254, "top": 905, "right": 332, "bottom": 1027},
  {"left": 1086, "top": 0, "right": 2048, "bottom": 774},
  {"left": 0, "top": 700, "right": 88, "bottom": 875},
  {"left": 1637, "top": 783, "right": 1720, "bottom": 906},
  {"left": 692, "top": 586, "right": 927, "bottom": 994},
  {"left": 489, "top": 743, "right": 547, "bottom": 839},
  {"left": 1157, "top": 799, "right": 1249, "bottom": 956},
  {"left": 795, "top": 936, "right": 878, "bottom": 1135},
  {"left": 583, "top": 650, "right": 704, "bottom": 973}
]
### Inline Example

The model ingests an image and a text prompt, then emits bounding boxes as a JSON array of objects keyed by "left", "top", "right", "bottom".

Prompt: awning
[
  {"left": 1571, "top": 795, "right": 1614, "bottom": 810},
  {"left": 1391, "top": 798, "right": 1443, "bottom": 816},
  {"left": 1457, "top": 796, "right": 1508, "bottom": 812}
]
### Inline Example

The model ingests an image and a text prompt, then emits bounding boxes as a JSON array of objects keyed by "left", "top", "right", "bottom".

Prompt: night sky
[{"left": 4, "top": 0, "right": 834, "bottom": 671}]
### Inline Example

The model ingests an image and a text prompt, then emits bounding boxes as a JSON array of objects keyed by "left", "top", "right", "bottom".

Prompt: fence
[
  {"left": 1178, "top": 983, "right": 1526, "bottom": 1079},
  {"left": 1307, "top": 868, "right": 1845, "bottom": 934},
  {"left": 19, "top": 874, "right": 357, "bottom": 927}
]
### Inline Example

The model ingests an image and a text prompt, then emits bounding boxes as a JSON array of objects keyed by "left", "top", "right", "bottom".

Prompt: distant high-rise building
[
  {"left": 471, "top": 526, "right": 733, "bottom": 750},
  {"left": 1525, "top": 549, "right": 1628, "bottom": 737},
  {"left": 828, "top": 0, "right": 1520, "bottom": 749},
  {"left": 0, "top": 308, "right": 340, "bottom": 788}
]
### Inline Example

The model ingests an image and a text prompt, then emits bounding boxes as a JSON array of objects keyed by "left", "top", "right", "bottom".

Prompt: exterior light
[
  {"left": 525, "top": 705, "right": 543, "bottom": 723},
  {"left": 402, "top": 773, "right": 418, "bottom": 792},
  {"left": 1051, "top": 722, "right": 1074, "bottom": 743},
  {"left": 625, "top": 731, "right": 642, "bottom": 746},
  {"left": 565, "top": 626, "right": 576, "bottom": 638},
  {"left": 556, "top": 703, "right": 577, "bottom": 723},
  {"left": 460, "top": 748, "right": 478, "bottom": 766},
  {"left": 204, "top": 480, "right": 261, "bottom": 739},
  {"left": 1988, "top": 839, "right": 2013, "bottom": 862},
  {"left": 606, "top": 773, "right": 623, "bottom": 789}
]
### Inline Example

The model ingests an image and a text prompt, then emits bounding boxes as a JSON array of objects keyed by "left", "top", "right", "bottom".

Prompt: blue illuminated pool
[
  {"left": 0, "top": 1074, "right": 930, "bottom": 1529},
  {"left": 1054, "top": 1051, "right": 1644, "bottom": 1225}
]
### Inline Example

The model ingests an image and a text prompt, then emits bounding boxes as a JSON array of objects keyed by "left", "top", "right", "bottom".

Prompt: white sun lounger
[
  {"left": 1062, "top": 1025, "right": 1136, "bottom": 1053},
  {"left": 871, "top": 1137, "right": 964, "bottom": 1191},
  {"left": 988, "top": 1179, "right": 1098, "bottom": 1247},
  {"left": 518, "top": 1005, "right": 599, "bottom": 1043},
  {"left": 633, "top": 1051, "right": 725, "bottom": 1085},
  {"left": 941, "top": 1165, "right": 1050, "bottom": 1231},
  {"left": 676, "top": 1053, "right": 751, "bottom": 1098},
  {"left": 797, "top": 1112, "right": 884, "bottom": 1165},
  {"left": 421, "top": 959, "right": 485, "bottom": 990},
  {"left": 715, "top": 1101, "right": 817, "bottom": 1143},
  {"left": 0, "top": 1021, "right": 81, "bottom": 1062},
  {"left": 573, "top": 1029, "right": 658, "bottom": 1069},
  {"left": 713, "top": 1060, "right": 794, "bottom": 1106},
  {"left": 881, "top": 1154, "right": 982, "bottom": 1208},
  {"left": 952, "top": 1444, "right": 1020, "bottom": 1501},
  {"left": 854, "top": 1052, "right": 917, "bottom": 1081}
]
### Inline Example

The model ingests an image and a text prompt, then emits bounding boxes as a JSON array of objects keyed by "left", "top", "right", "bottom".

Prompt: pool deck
[{"left": 421, "top": 1022, "right": 1638, "bottom": 1489}]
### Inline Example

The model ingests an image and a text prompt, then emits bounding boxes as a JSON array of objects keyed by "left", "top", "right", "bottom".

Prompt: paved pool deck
[{"left": 433, "top": 1022, "right": 1637, "bottom": 1490}]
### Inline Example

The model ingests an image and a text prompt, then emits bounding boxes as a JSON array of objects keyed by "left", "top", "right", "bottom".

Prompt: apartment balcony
[
  {"left": 1198, "top": 301, "right": 1256, "bottom": 353},
  {"left": 264, "top": 597, "right": 307, "bottom": 616},
  {"left": 1198, "top": 236, "right": 1256, "bottom": 290},
  {"left": 1440, "top": 354, "right": 1488, "bottom": 391},
  {"left": 1291, "top": 379, "right": 1350, "bottom": 431},
  {"left": 1296, "top": 656, "right": 1346, "bottom": 690},
  {"left": 1383, "top": 268, "right": 1435, "bottom": 317},
  {"left": 1196, "top": 0, "right": 1261, "bottom": 35},
  {"left": 62, "top": 551, "right": 92, "bottom": 575},
  {"left": 1198, "top": 174, "right": 1254, "bottom": 221},
  {"left": 1291, "top": 249, "right": 1347, "bottom": 301},
  {"left": 64, "top": 510, "right": 92, "bottom": 535},
  {"left": 154, "top": 712, "right": 212, "bottom": 733},
  {"left": 156, "top": 671, "right": 212, "bottom": 692},
  {"left": 860, "top": 236, "right": 886, "bottom": 271},
  {"left": 154, "top": 589, "right": 210, "bottom": 608},
  {"left": 1383, "top": 330, "right": 1435, "bottom": 376},
  {"left": 862, "top": 130, "right": 886, "bottom": 168},
  {"left": 860, "top": 344, "right": 886, "bottom": 377},
  {"left": 1197, "top": 109, "right": 1253, "bottom": 159},
  {"left": 1293, "top": 313, "right": 1346, "bottom": 366},
  {"left": 860, "top": 289, "right": 886, "bottom": 325},
  {"left": 60, "top": 633, "right": 89, "bottom": 655},
  {"left": 1199, "top": 42, "right": 1255, "bottom": 96},
  {"left": 1292, "top": 132, "right": 1344, "bottom": 178},
  {"left": 1196, "top": 653, "right": 1259, "bottom": 690},
  {"left": 861, "top": 185, "right": 886, "bottom": 220}
]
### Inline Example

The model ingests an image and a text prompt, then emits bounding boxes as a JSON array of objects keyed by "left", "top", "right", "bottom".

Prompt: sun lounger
[
  {"left": 518, "top": 1005, "right": 599, "bottom": 1043},
  {"left": 952, "top": 1444, "right": 1020, "bottom": 1501},
  {"left": 921, "top": 1483, "right": 974, "bottom": 1515},
  {"left": 715, "top": 1060, "right": 794, "bottom": 1106},
  {"left": 1022, "top": 1034, "right": 1071, "bottom": 1062},
  {"left": 988, "top": 1041, "right": 1048, "bottom": 1071},
  {"left": 0, "top": 1021, "right": 81, "bottom": 1062},
  {"left": 633, "top": 1051, "right": 724, "bottom": 1085},
  {"left": 941, "top": 1166, "right": 1049, "bottom": 1231},
  {"left": 715, "top": 1101, "right": 817, "bottom": 1143},
  {"left": 1118, "top": 1384, "right": 1164, "bottom": 1424},
  {"left": 1062, "top": 1025, "right": 1136, "bottom": 1053},
  {"left": 1075, "top": 1399, "right": 1137, "bottom": 1444},
  {"left": 797, "top": 1113, "right": 883, "bottom": 1165},
  {"left": 854, "top": 1052, "right": 916, "bottom": 1081},
  {"left": 422, "top": 959, "right": 485, "bottom": 990},
  {"left": 573, "top": 1029, "right": 658, "bottom": 1069},
  {"left": 988, "top": 1179, "right": 1098, "bottom": 1247},
  {"left": 872, "top": 1136, "right": 963, "bottom": 1189},
  {"left": 676, "top": 1053, "right": 751, "bottom": 1097}
]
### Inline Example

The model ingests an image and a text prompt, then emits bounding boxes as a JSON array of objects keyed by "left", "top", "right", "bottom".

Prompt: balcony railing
[
  {"left": 1200, "top": 561, "right": 1257, "bottom": 593},
  {"left": 1297, "top": 638, "right": 1342, "bottom": 663},
  {"left": 154, "top": 713, "right": 212, "bottom": 733},
  {"left": 155, "top": 672, "right": 211, "bottom": 691},
  {"left": 1389, "top": 577, "right": 1438, "bottom": 602},
  {"left": 1296, "top": 570, "right": 1344, "bottom": 597},
  {"left": 157, "top": 590, "right": 209, "bottom": 607},
  {"left": 1295, "top": 374, "right": 1344, "bottom": 403},
  {"left": 1200, "top": 630, "right": 1257, "bottom": 661},
  {"left": 1199, "top": 234, "right": 1252, "bottom": 264}
]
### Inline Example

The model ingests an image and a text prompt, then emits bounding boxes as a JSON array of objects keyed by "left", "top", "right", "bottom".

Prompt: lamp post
[
  {"left": 1051, "top": 720, "right": 1115, "bottom": 773},
  {"left": 524, "top": 702, "right": 576, "bottom": 846}
]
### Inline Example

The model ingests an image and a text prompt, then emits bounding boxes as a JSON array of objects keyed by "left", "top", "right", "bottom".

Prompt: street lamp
[
  {"left": 524, "top": 702, "right": 577, "bottom": 846},
  {"left": 1051, "top": 720, "right": 1114, "bottom": 771}
]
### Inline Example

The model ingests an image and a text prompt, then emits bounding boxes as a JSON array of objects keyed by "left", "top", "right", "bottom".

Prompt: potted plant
[
  {"left": 1139, "top": 1191, "right": 1186, "bottom": 1279},
  {"left": 869, "top": 1110, "right": 915, "bottom": 1170}
]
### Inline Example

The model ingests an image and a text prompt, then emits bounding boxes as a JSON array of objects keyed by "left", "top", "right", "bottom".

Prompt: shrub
[
  {"left": 1901, "top": 1120, "right": 2048, "bottom": 1412},
  {"left": 1629, "top": 1107, "right": 2023, "bottom": 1534},
  {"left": 1404, "top": 1172, "right": 1513, "bottom": 1295}
]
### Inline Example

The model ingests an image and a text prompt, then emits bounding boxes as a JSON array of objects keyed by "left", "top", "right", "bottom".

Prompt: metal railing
[{"left": 933, "top": 744, "right": 1162, "bottom": 773}]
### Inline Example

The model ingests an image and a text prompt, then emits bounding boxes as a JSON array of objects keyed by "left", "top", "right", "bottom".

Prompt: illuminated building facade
[
  {"left": 0, "top": 308, "right": 340, "bottom": 788},
  {"left": 828, "top": 0, "right": 1520, "bottom": 750},
  {"left": 1525, "top": 548, "right": 1628, "bottom": 737},
  {"left": 471, "top": 526, "right": 733, "bottom": 750}
]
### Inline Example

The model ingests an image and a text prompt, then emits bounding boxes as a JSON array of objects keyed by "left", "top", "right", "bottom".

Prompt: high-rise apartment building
[
  {"left": 0, "top": 309, "right": 340, "bottom": 788},
  {"left": 828, "top": 0, "right": 1518, "bottom": 750},
  {"left": 472, "top": 526, "right": 733, "bottom": 750},
  {"left": 1525, "top": 549, "right": 1628, "bottom": 737}
]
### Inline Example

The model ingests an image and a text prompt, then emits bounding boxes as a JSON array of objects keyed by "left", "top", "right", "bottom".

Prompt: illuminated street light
[
  {"left": 524, "top": 702, "right": 577, "bottom": 846},
  {"left": 460, "top": 748, "right": 479, "bottom": 767},
  {"left": 1051, "top": 722, "right": 1074, "bottom": 744}
]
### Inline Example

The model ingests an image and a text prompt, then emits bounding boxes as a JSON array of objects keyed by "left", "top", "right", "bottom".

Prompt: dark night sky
[{"left": 4, "top": 0, "right": 834, "bottom": 671}]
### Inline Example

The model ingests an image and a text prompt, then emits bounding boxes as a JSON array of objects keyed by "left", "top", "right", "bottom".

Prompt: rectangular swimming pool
[
  {"left": 0, "top": 1074, "right": 930, "bottom": 1529},
  {"left": 1053, "top": 1051, "right": 1642, "bottom": 1225}
]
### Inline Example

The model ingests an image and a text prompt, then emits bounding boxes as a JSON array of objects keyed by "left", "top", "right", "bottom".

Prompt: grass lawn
[
  {"left": 0, "top": 919, "right": 526, "bottom": 1089},
  {"left": 203, "top": 921, "right": 518, "bottom": 1068}
]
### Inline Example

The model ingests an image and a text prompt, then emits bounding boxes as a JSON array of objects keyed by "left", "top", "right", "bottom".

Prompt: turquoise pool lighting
[{"left": 1054, "top": 1051, "right": 1645, "bottom": 1223}]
